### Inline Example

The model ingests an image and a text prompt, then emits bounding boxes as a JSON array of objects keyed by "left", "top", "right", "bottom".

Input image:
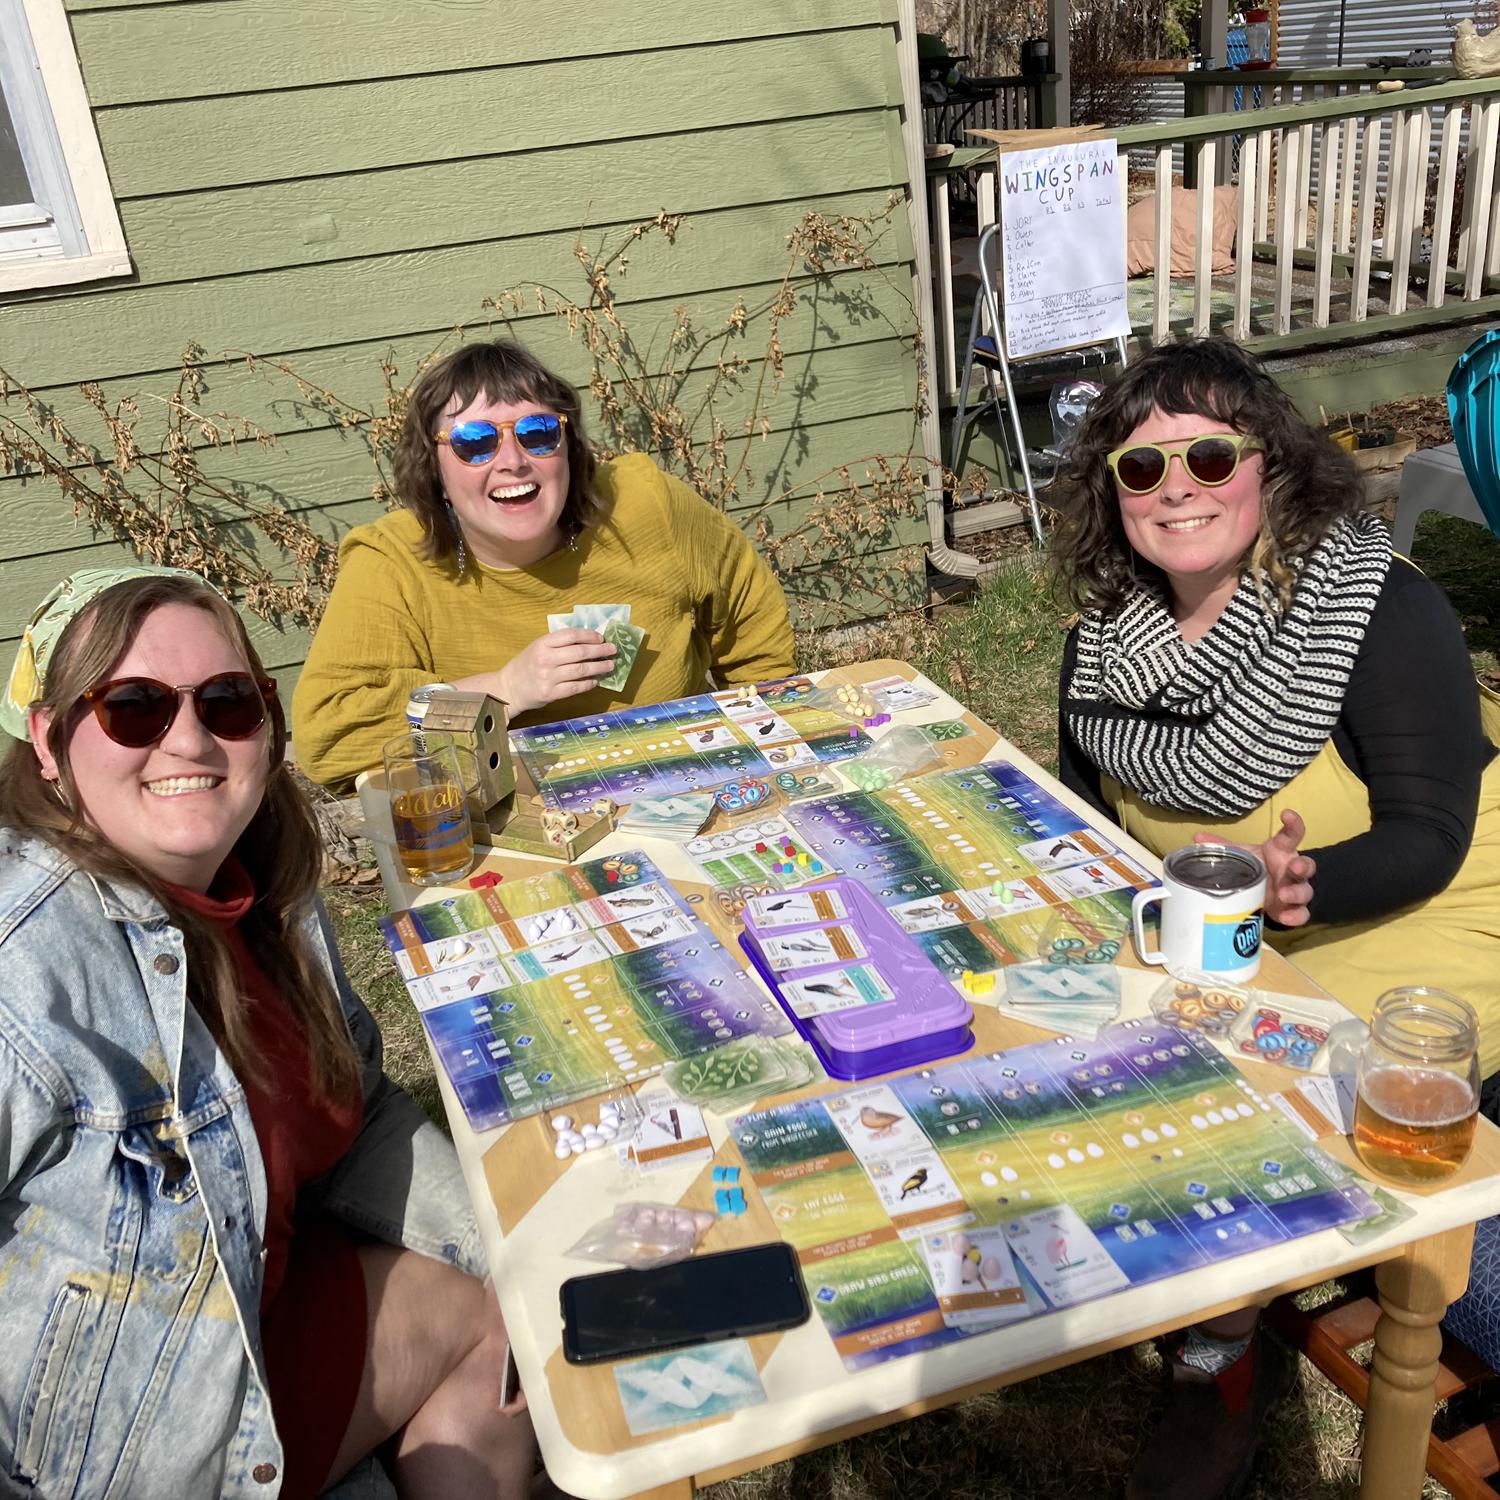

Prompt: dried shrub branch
[{"left": 2, "top": 201, "right": 939, "bottom": 631}]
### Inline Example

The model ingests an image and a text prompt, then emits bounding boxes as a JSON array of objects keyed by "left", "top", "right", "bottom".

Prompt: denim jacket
[{"left": 0, "top": 830, "right": 482, "bottom": 1499}]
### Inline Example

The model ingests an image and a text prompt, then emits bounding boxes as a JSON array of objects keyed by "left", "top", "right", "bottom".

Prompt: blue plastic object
[{"left": 1446, "top": 328, "right": 1500, "bottom": 538}]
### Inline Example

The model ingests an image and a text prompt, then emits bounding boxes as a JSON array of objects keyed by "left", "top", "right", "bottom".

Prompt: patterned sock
[{"left": 1179, "top": 1327, "right": 1255, "bottom": 1413}]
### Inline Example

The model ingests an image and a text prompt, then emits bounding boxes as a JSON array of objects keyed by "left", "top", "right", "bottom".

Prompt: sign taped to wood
[{"left": 995, "top": 136, "right": 1129, "bottom": 360}]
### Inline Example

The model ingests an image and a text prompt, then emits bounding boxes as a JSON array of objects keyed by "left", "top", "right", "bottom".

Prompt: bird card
[
  {"left": 917, "top": 1227, "right": 1029, "bottom": 1330},
  {"left": 860, "top": 1144, "right": 968, "bottom": 1231},
  {"left": 889, "top": 894, "right": 974, "bottom": 933},
  {"left": 1001, "top": 1203, "right": 1130, "bottom": 1307},
  {"left": 743, "top": 889, "right": 851, "bottom": 929},
  {"left": 715, "top": 688, "right": 771, "bottom": 720},
  {"left": 862, "top": 675, "right": 940, "bottom": 711},
  {"left": 959, "top": 880, "right": 1050, "bottom": 916},
  {"left": 610, "top": 909, "right": 698, "bottom": 952},
  {"left": 762, "top": 739, "right": 820, "bottom": 770},
  {"left": 417, "top": 956, "right": 514, "bottom": 1008},
  {"left": 584, "top": 881, "right": 680, "bottom": 924},
  {"left": 1044, "top": 855, "right": 1152, "bottom": 900},
  {"left": 740, "top": 713, "right": 800, "bottom": 745},
  {"left": 824, "top": 1083, "right": 927, "bottom": 1153},
  {"left": 613, "top": 1341, "right": 767, "bottom": 1435},
  {"left": 757, "top": 924, "right": 870, "bottom": 972},
  {"left": 678, "top": 720, "right": 739, "bottom": 751},
  {"left": 390, "top": 927, "right": 508, "bottom": 981},
  {"left": 1016, "top": 831, "right": 1116, "bottom": 872},
  {"left": 512, "top": 933, "right": 614, "bottom": 980},
  {"left": 626, "top": 1089, "right": 713, "bottom": 1172},
  {"left": 780, "top": 964, "right": 897, "bottom": 1016}
]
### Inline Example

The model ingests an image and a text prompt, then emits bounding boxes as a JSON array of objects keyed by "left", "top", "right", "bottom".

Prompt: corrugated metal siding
[
  {"left": 1276, "top": 0, "right": 1456, "bottom": 68},
  {"left": 1128, "top": 77, "right": 1186, "bottom": 174}
]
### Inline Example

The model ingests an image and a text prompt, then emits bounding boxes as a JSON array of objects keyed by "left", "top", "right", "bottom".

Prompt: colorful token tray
[{"left": 739, "top": 876, "right": 972, "bottom": 1079}]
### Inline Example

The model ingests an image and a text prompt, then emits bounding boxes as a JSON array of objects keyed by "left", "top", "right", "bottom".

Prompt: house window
[{"left": 0, "top": 0, "right": 129, "bottom": 292}]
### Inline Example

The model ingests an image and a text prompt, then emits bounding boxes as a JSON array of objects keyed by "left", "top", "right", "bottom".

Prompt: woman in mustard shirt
[
  {"left": 294, "top": 339, "right": 795, "bottom": 790},
  {"left": 1052, "top": 338, "right": 1499, "bottom": 1500}
]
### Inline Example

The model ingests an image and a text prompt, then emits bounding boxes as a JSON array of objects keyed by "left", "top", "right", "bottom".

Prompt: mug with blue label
[{"left": 1131, "top": 845, "right": 1266, "bottom": 982}]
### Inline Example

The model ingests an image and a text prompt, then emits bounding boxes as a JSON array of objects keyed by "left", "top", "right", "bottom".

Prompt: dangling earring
[
  {"left": 446, "top": 502, "right": 468, "bottom": 576},
  {"left": 41, "top": 772, "right": 68, "bottom": 809}
]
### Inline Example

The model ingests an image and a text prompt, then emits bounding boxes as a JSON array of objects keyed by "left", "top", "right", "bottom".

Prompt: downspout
[{"left": 894, "top": 0, "right": 986, "bottom": 579}]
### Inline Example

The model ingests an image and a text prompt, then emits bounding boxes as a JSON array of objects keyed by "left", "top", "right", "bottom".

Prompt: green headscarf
[{"left": 1, "top": 565, "right": 223, "bottom": 741}]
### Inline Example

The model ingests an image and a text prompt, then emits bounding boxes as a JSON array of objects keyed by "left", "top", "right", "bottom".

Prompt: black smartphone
[{"left": 560, "top": 1241, "right": 810, "bottom": 1364}]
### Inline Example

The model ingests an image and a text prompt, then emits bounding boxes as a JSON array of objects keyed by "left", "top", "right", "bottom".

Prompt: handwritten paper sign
[{"left": 998, "top": 137, "right": 1129, "bottom": 361}]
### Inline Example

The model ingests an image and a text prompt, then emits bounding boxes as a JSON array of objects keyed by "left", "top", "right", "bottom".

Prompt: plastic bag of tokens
[
  {"left": 549, "top": 1087, "right": 643, "bottom": 1159},
  {"left": 804, "top": 673, "right": 882, "bottom": 724},
  {"left": 844, "top": 726, "right": 943, "bottom": 792},
  {"left": 1228, "top": 992, "right": 1336, "bottom": 1070},
  {"left": 1035, "top": 905, "right": 1126, "bottom": 967},
  {"left": 1148, "top": 972, "right": 1250, "bottom": 1038},
  {"left": 565, "top": 1201, "right": 717, "bottom": 1269}
]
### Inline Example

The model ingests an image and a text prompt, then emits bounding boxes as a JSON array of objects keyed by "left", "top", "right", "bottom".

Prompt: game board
[
  {"left": 780, "top": 760, "right": 1157, "bottom": 977},
  {"left": 731, "top": 1020, "right": 1378, "bottom": 1370},
  {"left": 510, "top": 677, "right": 872, "bottom": 814},
  {"left": 379, "top": 853, "right": 791, "bottom": 1130}
]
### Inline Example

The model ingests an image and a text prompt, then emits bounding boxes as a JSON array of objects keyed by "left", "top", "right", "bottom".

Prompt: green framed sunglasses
[{"left": 1106, "top": 433, "right": 1265, "bottom": 495}]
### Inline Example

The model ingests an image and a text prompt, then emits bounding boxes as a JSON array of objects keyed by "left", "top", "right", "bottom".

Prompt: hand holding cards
[{"left": 547, "top": 603, "right": 645, "bottom": 693}]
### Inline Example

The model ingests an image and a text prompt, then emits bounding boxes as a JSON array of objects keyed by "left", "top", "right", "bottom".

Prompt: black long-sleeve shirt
[{"left": 1057, "top": 560, "right": 1496, "bottom": 926}]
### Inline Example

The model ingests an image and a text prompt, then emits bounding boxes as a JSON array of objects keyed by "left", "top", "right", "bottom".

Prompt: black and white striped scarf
[{"left": 1064, "top": 512, "right": 1392, "bottom": 817}]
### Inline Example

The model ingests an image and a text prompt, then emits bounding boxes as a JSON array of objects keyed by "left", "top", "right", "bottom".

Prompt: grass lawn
[{"left": 327, "top": 494, "right": 1496, "bottom": 1500}]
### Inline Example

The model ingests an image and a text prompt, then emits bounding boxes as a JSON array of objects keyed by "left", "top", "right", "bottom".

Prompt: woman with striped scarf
[{"left": 1052, "top": 337, "right": 1499, "bottom": 1500}]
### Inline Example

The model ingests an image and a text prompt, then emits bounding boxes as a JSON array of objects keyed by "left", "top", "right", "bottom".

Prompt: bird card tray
[{"left": 739, "top": 877, "right": 972, "bottom": 1079}]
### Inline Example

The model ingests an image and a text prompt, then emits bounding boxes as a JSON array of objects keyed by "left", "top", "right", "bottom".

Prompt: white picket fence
[{"left": 925, "top": 75, "right": 1500, "bottom": 399}]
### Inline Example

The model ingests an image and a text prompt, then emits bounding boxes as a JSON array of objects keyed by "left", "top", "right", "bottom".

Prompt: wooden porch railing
[{"left": 925, "top": 75, "right": 1500, "bottom": 401}]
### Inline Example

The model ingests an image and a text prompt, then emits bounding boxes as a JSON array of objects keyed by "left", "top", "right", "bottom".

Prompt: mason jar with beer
[{"left": 1352, "top": 987, "right": 1480, "bottom": 1185}]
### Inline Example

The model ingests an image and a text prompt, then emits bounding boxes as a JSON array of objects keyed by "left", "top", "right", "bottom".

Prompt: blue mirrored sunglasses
[{"left": 434, "top": 413, "right": 568, "bottom": 464}]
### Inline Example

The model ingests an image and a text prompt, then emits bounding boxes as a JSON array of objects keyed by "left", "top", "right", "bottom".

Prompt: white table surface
[{"left": 377, "top": 663, "right": 1500, "bottom": 1499}]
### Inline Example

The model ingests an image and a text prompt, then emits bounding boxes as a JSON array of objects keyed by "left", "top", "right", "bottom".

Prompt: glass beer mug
[
  {"left": 1352, "top": 987, "right": 1480, "bottom": 1185},
  {"left": 381, "top": 729, "right": 474, "bottom": 886}
]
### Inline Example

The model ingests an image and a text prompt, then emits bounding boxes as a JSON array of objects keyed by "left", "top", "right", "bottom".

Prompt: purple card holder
[{"left": 739, "top": 876, "right": 972, "bottom": 1080}]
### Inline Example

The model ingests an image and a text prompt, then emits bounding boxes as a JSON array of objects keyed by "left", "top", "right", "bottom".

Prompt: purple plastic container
[{"left": 738, "top": 876, "right": 972, "bottom": 1079}]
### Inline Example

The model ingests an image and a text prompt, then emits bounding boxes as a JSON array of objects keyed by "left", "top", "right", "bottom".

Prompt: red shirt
[{"left": 165, "top": 862, "right": 367, "bottom": 1499}]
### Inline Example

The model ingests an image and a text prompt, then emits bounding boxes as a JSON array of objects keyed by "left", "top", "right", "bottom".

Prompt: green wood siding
[{"left": 1, "top": 0, "right": 925, "bottom": 738}]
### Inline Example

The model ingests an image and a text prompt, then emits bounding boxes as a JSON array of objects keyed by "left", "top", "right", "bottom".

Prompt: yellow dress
[{"left": 1101, "top": 686, "right": 1500, "bottom": 1075}]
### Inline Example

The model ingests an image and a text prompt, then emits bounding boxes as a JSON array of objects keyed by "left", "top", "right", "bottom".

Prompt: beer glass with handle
[
  {"left": 381, "top": 729, "right": 475, "bottom": 886},
  {"left": 1352, "top": 987, "right": 1480, "bottom": 1186}
]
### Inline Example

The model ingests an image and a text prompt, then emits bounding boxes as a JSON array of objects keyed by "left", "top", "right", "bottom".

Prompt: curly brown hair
[
  {"left": 1051, "top": 338, "right": 1366, "bottom": 614},
  {"left": 0, "top": 575, "right": 358, "bottom": 1101},
  {"left": 392, "top": 339, "right": 602, "bottom": 567}
]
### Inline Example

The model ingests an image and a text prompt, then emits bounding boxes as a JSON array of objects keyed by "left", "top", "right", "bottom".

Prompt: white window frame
[{"left": 0, "top": 0, "right": 129, "bottom": 292}]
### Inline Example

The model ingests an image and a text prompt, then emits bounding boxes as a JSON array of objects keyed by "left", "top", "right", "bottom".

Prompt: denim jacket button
[
  {"left": 252, "top": 1462, "right": 277, "bottom": 1483},
  {"left": 153, "top": 954, "right": 180, "bottom": 975}
]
